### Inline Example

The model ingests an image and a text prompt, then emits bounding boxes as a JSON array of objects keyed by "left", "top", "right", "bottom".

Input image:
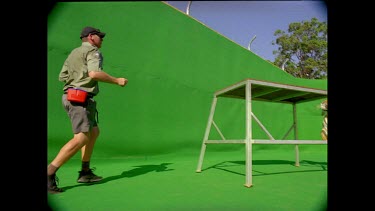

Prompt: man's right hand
[{"left": 117, "top": 78, "right": 128, "bottom": 87}]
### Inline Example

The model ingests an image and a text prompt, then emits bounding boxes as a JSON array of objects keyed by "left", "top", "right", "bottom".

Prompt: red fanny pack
[{"left": 67, "top": 88, "right": 88, "bottom": 103}]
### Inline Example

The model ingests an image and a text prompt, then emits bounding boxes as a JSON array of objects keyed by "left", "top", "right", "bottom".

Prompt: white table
[{"left": 196, "top": 78, "right": 328, "bottom": 187}]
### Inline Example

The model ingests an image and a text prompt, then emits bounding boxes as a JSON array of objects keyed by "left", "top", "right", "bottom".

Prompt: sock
[
  {"left": 82, "top": 161, "right": 90, "bottom": 171},
  {"left": 47, "top": 164, "right": 59, "bottom": 176}
]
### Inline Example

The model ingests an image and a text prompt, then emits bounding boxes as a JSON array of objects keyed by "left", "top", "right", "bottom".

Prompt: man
[{"left": 47, "top": 26, "right": 128, "bottom": 194}]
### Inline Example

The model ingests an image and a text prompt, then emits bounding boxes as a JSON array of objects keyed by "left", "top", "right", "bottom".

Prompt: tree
[{"left": 272, "top": 18, "right": 327, "bottom": 79}]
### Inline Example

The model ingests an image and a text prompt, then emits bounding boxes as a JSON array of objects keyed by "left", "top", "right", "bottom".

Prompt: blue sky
[{"left": 165, "top": 1, "right": 327, "bottom": 62}]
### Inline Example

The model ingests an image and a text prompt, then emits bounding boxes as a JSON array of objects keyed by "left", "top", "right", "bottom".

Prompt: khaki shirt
[{"left": 59, "top": 42, "right": 104, "bottom": 95}]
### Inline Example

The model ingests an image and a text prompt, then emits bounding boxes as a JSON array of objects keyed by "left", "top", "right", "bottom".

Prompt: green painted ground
[{"left": 48, "top": 145, "right": 327, "bottom": 211}]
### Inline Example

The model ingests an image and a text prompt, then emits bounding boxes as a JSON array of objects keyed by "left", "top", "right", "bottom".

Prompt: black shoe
[
  {"left": 47, "top": 174, "right": 64, "bottom": 194},
  {"left": 77, "top": 168, "right": 103, "bottom": 183}
]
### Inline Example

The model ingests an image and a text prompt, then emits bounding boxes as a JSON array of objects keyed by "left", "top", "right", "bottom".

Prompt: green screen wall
[{"left": 47, "top": 2, "right": 327, "bottom": 159}]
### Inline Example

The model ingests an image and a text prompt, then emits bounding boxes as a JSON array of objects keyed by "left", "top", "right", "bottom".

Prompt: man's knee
[{"left": 74, "top": 132, "right": 91, "bottom": 145}]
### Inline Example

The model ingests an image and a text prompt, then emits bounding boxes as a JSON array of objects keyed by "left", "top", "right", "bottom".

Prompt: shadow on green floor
[
  {"left": 60, "top": 163, "right": 174, "bottom": 192},
  {"left": 201, "top": 159, "right": 327, "bottom": 176}
]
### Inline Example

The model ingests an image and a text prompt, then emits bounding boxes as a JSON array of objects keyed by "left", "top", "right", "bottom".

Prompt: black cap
[{"left": 80, "top": 26, "right": 106, "bottom": 39}]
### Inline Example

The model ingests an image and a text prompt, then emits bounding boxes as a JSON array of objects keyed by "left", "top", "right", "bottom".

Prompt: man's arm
[
  {"left": 88, "top": 71, "right": 128, "bottom": 87},
  {"left": 58, "top": 63, "right": 69, "bottom": 82}
]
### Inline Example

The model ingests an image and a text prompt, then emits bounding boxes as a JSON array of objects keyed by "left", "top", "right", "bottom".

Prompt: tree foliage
[{"left": 272, "top": 18, "right": 327, "bottom": 79}]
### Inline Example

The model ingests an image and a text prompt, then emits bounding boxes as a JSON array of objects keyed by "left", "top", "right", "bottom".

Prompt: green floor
[{"left": 48, "top": 145, "right": 327, "bottom": 211}]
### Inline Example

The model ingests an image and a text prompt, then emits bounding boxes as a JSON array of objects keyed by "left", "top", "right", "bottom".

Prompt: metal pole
[
  {"left": 244, "top": 80, "right": 253, "bottom": 188},
  {"left": 282, "top": 58, "right": 289, "bottom": 70},
  {"left": 247, "top": 35, "right": 257, "bottom": 51},
  {"left": 186, "top": 1, "right": 192, "bottom": 15}
]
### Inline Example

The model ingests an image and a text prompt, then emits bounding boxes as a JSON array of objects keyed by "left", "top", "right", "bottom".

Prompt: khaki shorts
[{"left": 62, "top": 94, "right": 98, "bottom": 134}]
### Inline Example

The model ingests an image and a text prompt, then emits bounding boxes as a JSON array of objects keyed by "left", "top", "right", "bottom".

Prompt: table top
[{"left": 215, "top": 78, "right": 327, "bottom": 104}]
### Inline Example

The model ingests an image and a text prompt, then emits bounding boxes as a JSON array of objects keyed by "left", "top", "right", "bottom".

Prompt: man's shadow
[{"left": 61, "top": 163, "right": 174, "bottom": 191}]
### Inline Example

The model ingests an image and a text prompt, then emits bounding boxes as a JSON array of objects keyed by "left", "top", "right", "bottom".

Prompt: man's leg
[
  {"left": 48, "top": 132, "right": 90, "bottom": 193},
  {"left": 81, "top": 126, "right": 100, "bottom": 162},
  {"left": 77, "top": 126, "right": 103, "bottom": 183}
]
